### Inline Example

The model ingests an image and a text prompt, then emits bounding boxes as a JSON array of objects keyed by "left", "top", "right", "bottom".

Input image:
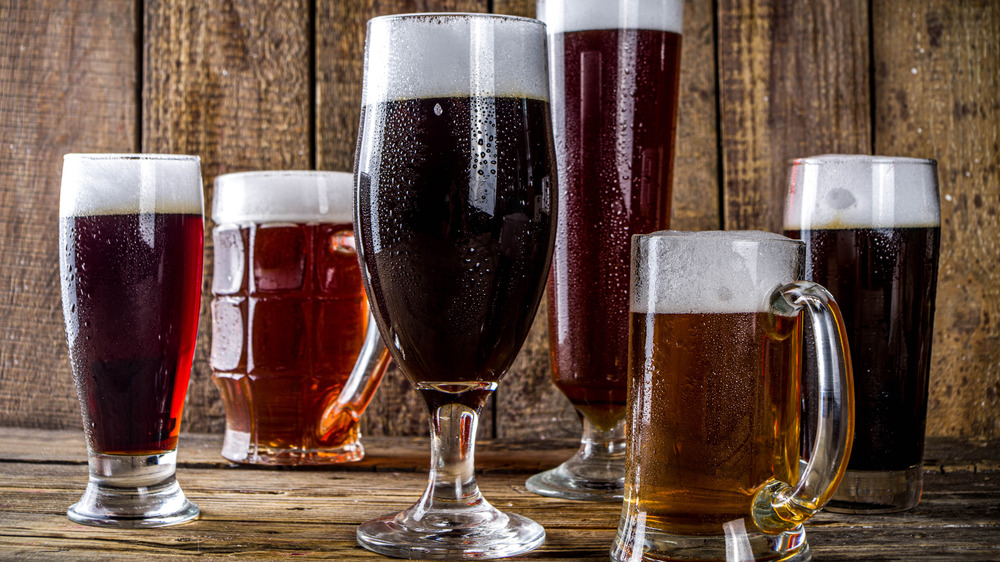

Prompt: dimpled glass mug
[
  {"left": 612, "top": 231, "right": 854, "bottom": 562},
  {"left": 210, "top": 171, "right": 389, "bottom": 465}
]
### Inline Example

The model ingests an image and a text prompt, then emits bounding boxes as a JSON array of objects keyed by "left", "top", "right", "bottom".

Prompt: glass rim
[
  {"left": 368, "top": 12, "right": 545, "bottom": 27},
  {"left": 789, "top": 154, "right": 936, "bottom": 167},
  {"left": 214, "top": 170, "right": 351, "bottom": 183},
  {"left": 633, "top": 229, "right": 805, "bottom": 247},
  {"left": 63, "top": 153, "right": 200, "bottom": 162}
]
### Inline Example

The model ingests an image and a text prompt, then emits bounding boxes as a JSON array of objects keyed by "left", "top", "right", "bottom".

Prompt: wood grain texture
[
  {"left": 315, "top": 0, "right": 494, "bottom": 439},
  {"left": 143, "top": 0, "right": 312, "bottom": 434},
  {"left": 0, "top": 1, "right": 138, "bottom": 429},
  {"left": 718, "top": 0, "right": 871, "bottom": 231},
  {"left": 0, "top": 429, "right": 997, "bottom": 560},
  {"left": 872, "top": 1, "right": 1000, "bottom": 438}
]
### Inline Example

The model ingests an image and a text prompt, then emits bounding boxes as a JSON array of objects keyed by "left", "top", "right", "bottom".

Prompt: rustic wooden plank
[
  {"left": 316, "top": 0, "right": 496, "bottom": 439},
  {"left": 143, "top": 0, "right": 312, "bottom": 434},
  {"left": 0, "top": 431, "right": 997, "bottom": 560},
  {"left": 0, "top": 1, "right": 138, "bottom": 430},
  {"left": 718, "top": 0, "right": 871, "bottom": 231},
  {"left": 872, "top": 1, "right": 1000, "bottom": 440}
]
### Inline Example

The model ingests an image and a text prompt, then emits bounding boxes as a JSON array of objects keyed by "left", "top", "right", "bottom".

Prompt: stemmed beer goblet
[{"left": 353, "top": 13, "right": 557, "bottom": 559}]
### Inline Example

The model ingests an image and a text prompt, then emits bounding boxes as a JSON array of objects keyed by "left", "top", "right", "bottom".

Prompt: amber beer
[
  {"left": 613, "top": 231, "right": 853, "bottom": 562},
  {"left": 211, "top": 171, "right": 375, "bottom": 464},
  {"left": 785, "top": 155, "right": 941, "bottom": 512},
  {"left": 626, "top": 311, "right": 800, "bottom": 534}
]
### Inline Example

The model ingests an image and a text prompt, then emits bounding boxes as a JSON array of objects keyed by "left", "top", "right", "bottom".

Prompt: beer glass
[
  {"left": 529, "top": 0, "right": 685, "bottom": 501},
  {"left": 210, "top": 171, "right": 389, "bottom": 465},
  {"left": 785, "top": 155, "right": 940, "bottom": 513},
  {"left": 59, "top": 154, "right": 203, "bottom": 527},
  {"left": 354, "top": 13, "right": 555, "bottom": 559},
  {"left": 612, "top": 231, "right": 854, "bottom": 562}
]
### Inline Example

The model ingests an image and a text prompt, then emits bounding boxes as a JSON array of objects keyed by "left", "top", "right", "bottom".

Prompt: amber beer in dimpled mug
[
  {"left": 210, "top": 171, "right": 389, "bottom": 465},
  {"left": 785, "top": 155, "right": 941, "bottom": 513},
  {"left": 60, "top": 154, "right": 203, "bottom": 527},
  {"left": 613, "top": 231, "right": 854, "bottom": 562}
]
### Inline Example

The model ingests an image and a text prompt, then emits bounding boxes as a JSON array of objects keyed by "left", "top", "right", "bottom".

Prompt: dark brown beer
[
  {"left": 211, "top": 223, "right": 369, "bottom": 456},
  {"left": 61, "top": 212, "right": 203, "bottom": 455},
  {"left": 548, "top": 28, "right": 682, "bottom": 430},
  {"left": 787, "top": 226, "right": 940, "bottom": 471},
  {"left": 625, "top": 310, "right": 801, "bottom": 535},
  {"left": 356, "top": 95, "right": 555, "bottom": 409}
]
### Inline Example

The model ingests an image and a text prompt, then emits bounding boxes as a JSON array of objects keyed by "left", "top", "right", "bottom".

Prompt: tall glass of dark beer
[
  {"left": 529, "top": 0, "right": 684, "bottom": 501},
  {"left": 353, "top": 13, "right": 555, "bottom": 559},
  {"left": 59, "top": 153, "right": 203, "bottom": 527},
  {"left": 211, "top": 171, "right": 389, "bottom": 465},
  {"left": 785, "top": 155, "right": 941, "bottom": 513},
  {"left": 612, "top": 231, "right": 854, "bottom": 562}
]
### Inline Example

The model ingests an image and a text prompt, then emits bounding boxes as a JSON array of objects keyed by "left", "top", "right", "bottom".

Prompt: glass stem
[
  {"left": 577, "top": 415, "right": 626, "bottom": 464},
  {"left": 416, "top": 401, "right": 485, "bottom": 515}
]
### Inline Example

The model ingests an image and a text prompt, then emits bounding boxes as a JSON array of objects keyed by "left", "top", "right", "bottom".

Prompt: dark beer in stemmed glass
[
  {"left": 530, "top": 0, "right": 684, "bottom": 501},
  {"left": 59, "top": 153, "right": 203, "bottom": 527},
  {"left": 353, "top": 13, "right": 555, "bottom": 559},
  {"left": 785, "top": 155, "right": 941, "bottom": 513}
]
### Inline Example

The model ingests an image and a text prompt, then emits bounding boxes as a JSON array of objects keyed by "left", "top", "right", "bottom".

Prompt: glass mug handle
[
  {"left": 318, "top": 310, "right": 391, "bottom": 440},
  {"left": 752, "top": 280, "right": 855, "bottom": 533}
]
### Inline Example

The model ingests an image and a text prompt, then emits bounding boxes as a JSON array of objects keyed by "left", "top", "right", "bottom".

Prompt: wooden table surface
[{"left": 0, "top": 428, "right": 997, "bottom": 560}]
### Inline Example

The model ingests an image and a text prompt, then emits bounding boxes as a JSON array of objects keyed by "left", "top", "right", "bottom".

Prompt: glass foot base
[
  {"left": 611, "top": 523, "right": 809, "bottom": 561},
  {"left": 357, "top": 501, "right": 545, "bottom": 559},
  {"left": 825, "top": 465, "right": 923, "bottom": 513},
  {"left": 221, "top": 429, "right": 364, "bottom": 465},
  {"left": 526, "top": 461, "right": 624, "bottom": 501},
  {"left": 68, "top": 452, "right": 199, "bottom": 528}
]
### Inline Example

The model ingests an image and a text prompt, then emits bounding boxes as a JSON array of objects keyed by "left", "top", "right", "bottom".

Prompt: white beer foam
[
  {"left": 60, "top": 154, "right": 202, "bottom": 217},
  {"left": 784, "top": 154, "right": 940, "bottom": 230},
  {"left": 362, "top": 13, "right": 550, "bottom": 103},
  {"left": 538, "top": 0, "right": 684, "bottom": 34},
  {"left": 631, "top": 231, "right": 802, "bottom": 315},
  {"left": 212, "top": 171, "right": 354, "bottom": 224}
]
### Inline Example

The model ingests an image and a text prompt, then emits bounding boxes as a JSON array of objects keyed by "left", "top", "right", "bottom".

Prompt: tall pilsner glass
[
  {"left": 354, "top": 14, "right": 556, "bottom": 559},
  {"left": 529, "top": 0, "right": 685, "bottom": 500},
  {"left": 59, "top": 154, "right": 203, "bottom": 527}
]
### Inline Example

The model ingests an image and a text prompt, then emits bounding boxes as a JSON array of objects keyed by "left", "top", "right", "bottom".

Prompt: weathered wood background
[{"left": 1, "top": 0, "right": 997, "bottom": 441}]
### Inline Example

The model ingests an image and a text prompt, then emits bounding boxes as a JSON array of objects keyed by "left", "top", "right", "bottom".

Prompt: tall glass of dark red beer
[
  {"left": 785, "top": 155, "right": 941, "bottom": 513},
  {"left": 59, "top": 153, "right": 203, "bottom": 527},
  {"left": 354, "top": 13, "right": 555, "bottom": 559},
  {"left": 529, "top": 0, "right": 684, "bottom": 501}
]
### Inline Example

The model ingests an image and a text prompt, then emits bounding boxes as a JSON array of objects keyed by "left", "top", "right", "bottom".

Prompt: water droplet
[{"left": 433, "top": 103, "right": 443, "bottom": 116}]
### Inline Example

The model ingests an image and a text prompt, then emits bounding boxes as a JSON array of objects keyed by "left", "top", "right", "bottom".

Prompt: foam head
[
  {"left": 784, "top": 154, "right": 940, "bottom": 231},
  {"left": 538, "top": 0, "right": 684, "bottom": 34},
  {"left": 60, "top": 154, "right": 203, "bottom": 217},
  {"left": 631, "top": 231, "right": 803, "bottom": 315},
  {"left": 212, "top": 171, "right": 354, "bottom": 225},
  {"left": 362, "top": 13, "right": 550, "bottom": 103}
]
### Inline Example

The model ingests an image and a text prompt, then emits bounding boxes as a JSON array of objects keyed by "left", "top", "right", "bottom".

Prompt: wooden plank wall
[{"left": 1, "top": 0, "right": 997, "bottom": 441}]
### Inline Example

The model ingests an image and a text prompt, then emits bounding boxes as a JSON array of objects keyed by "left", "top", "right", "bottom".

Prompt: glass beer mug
[
  {"left": 211, "top": 171, "right": 389, "bottom": 465},
  {"left": 612, "top": 231, "right": 854, "bottom": 562}
]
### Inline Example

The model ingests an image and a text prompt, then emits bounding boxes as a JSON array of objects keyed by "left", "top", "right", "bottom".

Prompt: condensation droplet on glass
[{"left": 433, "top": 103, "right": 443, "bottom": 116}]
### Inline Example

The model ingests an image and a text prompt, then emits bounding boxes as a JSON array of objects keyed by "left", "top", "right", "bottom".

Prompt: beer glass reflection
[
  {"left": 530, "top": 0, "right": 685, "bottom": 501},
  {"left": 210, "top": 171, "right": 389, "bottom": 465},
  {"left": 612, "top": 231, "right": 853, "bottom": 562},
  {"left": 59, "top": 153, "right": 203, "bottom": 527},
  {"left": 353, "top": 13, "right": 555, "bottom": 559},
  {"left": 785, "top": 155, "right": 940, "bottom": 513}
]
